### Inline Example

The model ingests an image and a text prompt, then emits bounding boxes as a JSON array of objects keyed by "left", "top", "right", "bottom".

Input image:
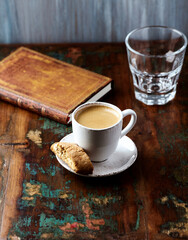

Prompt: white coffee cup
[{"left": 72, "top": 102, "right": 137, "bottom": 162}]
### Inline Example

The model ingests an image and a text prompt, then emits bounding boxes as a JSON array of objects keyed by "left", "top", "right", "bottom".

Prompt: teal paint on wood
[
  {"left": 39, "top": 117, "right": 72, "bottom": 137},
  {"left": 25, "top": 162, "right": 60, "bottom": 176},
  {"left": 9, "top": 157, "right": 127, "bottom": 238},
  {"left": 11, "top": 182, "right": 122, "bottom": 238},
  {"left": 134, "top": 204, "right": 144, "bottom": 231},
  {"left": 0, "top": 0, "right": 188, "bottom": 44}
]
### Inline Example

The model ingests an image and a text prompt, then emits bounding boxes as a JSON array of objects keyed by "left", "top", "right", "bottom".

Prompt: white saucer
[{"left": 56, "top": 133, "right": 138, "bottom": 177}]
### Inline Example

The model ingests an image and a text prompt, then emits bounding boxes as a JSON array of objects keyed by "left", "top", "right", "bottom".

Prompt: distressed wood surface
[
  {"left": 0, "top": 43, "right": 188, "bottom": 239},
  {"left": 0, "top": 0, "right": 188, "bottom": 44}
]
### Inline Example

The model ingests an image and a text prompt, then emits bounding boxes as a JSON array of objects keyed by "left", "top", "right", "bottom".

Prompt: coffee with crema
[{"left": 76, "top": 105, "right": 120, "bottom": 129}]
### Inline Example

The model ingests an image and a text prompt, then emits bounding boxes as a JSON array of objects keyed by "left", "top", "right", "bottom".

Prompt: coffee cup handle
[{"left": 121, "top": 109, "right": 137, "bottom": 138}]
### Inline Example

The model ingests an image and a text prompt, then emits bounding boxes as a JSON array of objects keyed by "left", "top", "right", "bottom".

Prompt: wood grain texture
[
  {"left": 0, "top": 0, "right": 188, "bottom": 44},
  {"left": 0, "top": 43, "right": 187, "bottom": 239}
]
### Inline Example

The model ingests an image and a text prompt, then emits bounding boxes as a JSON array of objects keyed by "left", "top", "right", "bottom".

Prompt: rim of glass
[{"left": 125, "top": 26, "right": 188, "bottom": 58}]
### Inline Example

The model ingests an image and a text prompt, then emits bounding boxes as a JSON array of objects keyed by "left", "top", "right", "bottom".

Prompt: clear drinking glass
[{"left": 125, "top": 26, "right": 187, "bottom": 105}]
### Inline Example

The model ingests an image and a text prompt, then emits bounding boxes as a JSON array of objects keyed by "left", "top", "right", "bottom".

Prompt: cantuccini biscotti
[{"left": 50, "top": 142, "right": 93, "bottom": 174}]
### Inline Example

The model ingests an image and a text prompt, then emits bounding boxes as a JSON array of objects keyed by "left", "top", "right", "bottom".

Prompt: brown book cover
[{"left": 0, "top": 47, "right": 112, "bottom": 124}]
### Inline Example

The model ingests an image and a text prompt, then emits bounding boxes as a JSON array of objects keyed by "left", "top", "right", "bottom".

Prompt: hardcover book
[{"left": 0, "top": 47, "right": 112, "bottom": 124}]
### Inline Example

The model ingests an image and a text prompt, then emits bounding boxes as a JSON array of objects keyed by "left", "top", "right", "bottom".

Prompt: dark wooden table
[{"left": 0, "top": 44, "right": 187, "bottom": 240}]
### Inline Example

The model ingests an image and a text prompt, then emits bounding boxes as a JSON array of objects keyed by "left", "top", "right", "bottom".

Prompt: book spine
[{"left": 0, "top": 88, "right": 70, "bottom": 124}]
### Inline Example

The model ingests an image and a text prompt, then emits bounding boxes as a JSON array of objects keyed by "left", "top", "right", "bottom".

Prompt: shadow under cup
[
  {"left": 125, "top": 26, "right": 187, "bottom": 105},
  {"left": 72, "top": 102, "right": 123, "bottom": 162}
]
